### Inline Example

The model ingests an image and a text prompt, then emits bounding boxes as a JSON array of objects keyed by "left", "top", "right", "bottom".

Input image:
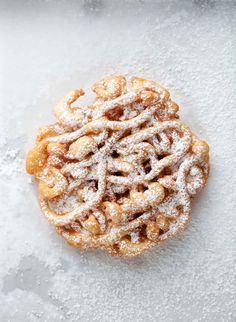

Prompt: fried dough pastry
[{"left": 26, "top": 76, "right": 210, "bottom": 257}]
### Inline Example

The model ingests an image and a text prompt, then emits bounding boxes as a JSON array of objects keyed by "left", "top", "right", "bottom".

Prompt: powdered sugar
[
  {"left": 26, "top": 74, "right": 209, "bottom": 256},
  {"left": 1, "top": 1, "right": 236, "bottom": 321},
  {"left": 0, "top": 146, "right": 24, "bottom": 178}
]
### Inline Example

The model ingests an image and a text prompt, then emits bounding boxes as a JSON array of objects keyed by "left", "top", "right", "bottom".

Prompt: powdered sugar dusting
[
  {"left": 29, "top": 73, "right": 209, "bottom": 248},
  {"left": 0, "top": 145, "right": 25, "bottom": 178},
  {"left": 1, "top": 1, "right": 236, "bottom": 322}
]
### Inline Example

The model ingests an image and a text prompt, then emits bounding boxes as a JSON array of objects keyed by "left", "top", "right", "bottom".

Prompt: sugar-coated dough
[{"left": 26, "top": 76, "right": 210, "bottom": 257}]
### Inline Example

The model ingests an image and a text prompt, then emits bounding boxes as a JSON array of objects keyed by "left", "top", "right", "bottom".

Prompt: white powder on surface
[
  {"left": 0, "top": 1, "right": 236, "bottom": 322},
  {"left": 0, "top": 144, "right": 25, "bottom": 178}
]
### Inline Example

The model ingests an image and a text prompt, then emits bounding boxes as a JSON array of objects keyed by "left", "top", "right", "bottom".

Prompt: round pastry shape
[{"left": 26, "top": 76, "right": 210, "bottom": 257}]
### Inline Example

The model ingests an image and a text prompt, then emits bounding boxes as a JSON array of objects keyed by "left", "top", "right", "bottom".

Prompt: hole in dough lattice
[{"left": 26, "top": 76, "right": 210, "bottom": 257}]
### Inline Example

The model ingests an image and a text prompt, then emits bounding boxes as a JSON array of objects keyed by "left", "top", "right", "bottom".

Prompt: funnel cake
[{"left": 26, "top": 76, "right": 210, "bottom": 257}]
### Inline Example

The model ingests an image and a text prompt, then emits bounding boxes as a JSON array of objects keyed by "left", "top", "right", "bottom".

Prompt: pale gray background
[{"left": 0, "top": 1, "right": 236, "bottom": 321}]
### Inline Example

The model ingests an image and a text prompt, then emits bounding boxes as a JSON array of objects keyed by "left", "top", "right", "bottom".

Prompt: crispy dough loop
[
  {"left": 38, "top": 167, "right": 68, "bottom": 199},
  {"left": 36, "top": 123, "right": 66, "bottom": 142},
  {"left": 103, "top": 201, "right": 123, "bottom": 225},
  {"left": 192, "top": 140, "right": 209, "bottom": 160},
  {"left": 26, "top": 75, "right": 210, "bottom": 257},
  {"left": 92, "top": 75, "right": 126, "bottom": 100},
  {"left": 82, "top": 215, "right": 101, "bottom": 235},
  {"left": 26, "top": 141, "right": 48, "bottom": 175},
  {"left": 53, "top": 89, "right": 85, "bottom": 127},
  {"left": 47, "top": 142, "right": 66, "bottom": 156},
  {"left": 131, "top": 76, "right": 170, "bottom": 102},
  {"left": 67, "top": 136, "right": 97, "bottom": 160}
]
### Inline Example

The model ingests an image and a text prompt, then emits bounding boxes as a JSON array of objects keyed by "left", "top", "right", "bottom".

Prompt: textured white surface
[{"left": 0, "top": 1, "right": 236, "bottom": 321}]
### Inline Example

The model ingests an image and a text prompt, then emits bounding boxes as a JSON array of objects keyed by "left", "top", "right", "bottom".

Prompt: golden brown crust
[{"left": 26, "top": 75, "right": 210, "bottom": 257}]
